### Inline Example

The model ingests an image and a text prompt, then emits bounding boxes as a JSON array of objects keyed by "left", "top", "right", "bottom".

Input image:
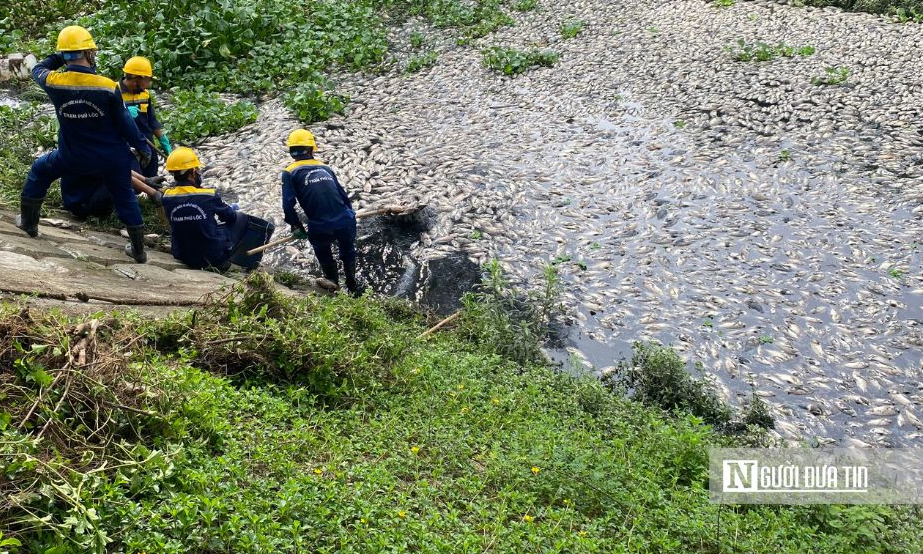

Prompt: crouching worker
[
  {"left": 161, "top": 147, "right": 274, "bottom": 271},
  {"left": 281, "top": 129, "right": 364, "bottom": 295}
]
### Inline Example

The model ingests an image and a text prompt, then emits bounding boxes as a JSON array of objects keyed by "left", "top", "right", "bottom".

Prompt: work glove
[
  {"left": 291, "top": 226, "right": 308, "bottom": 240},
  {"left": 136, "top": 147, "right": 152, "bottom": 170},
  {"left": 158, "top": 134, "right": 173, "bottom": 155},
  {"left": 127, "top": 105, "right": 140, "bottom": 118},
  {"left": 144, "top": 175, "right": 167, "bottom": 189},
  {"left": 149, "top": 190, "right": 164, "bottom": 207}
]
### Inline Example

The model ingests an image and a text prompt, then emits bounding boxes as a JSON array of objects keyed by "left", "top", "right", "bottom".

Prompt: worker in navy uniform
[
  {"left": 16, "top": 25, "right": 153, "bottom": 263},
  {"left": 281, "top": 129, "right": 364, "bottom": 295},
  {"left": 161, "top": 147, "right": 274, "bottom": 270},
  {"left": 119, "top": 56, "right": 172, "bottom": 177}
]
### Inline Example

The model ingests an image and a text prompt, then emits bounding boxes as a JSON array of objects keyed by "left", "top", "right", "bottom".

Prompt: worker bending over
[
  {"left": 281, "top": 129, "right": 363, "bottom": 295},
  {"left": 16, "top": 25, "right": 152, "bottom": 263},
  {"left": 120, "top": 56, "right": 172, "bottom": 177},
  {"left": 161, "top": 148, "right": 274, "bottom": 270}
]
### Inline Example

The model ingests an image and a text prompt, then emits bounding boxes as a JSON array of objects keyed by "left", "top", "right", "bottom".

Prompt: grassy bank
[
  {"left": 1, "top": 273, "right": 921, "bottom": 553},
  {"left": 799, "top": 0, "right": 923, "bottom": 17}
]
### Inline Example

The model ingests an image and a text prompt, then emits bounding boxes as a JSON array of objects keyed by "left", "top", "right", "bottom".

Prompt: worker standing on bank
[
  {"left": 281, "top": 129, "right": 364, "bottom": 296},
  {"left": 162, "top": 147, "right": 274, "bottom": 270},
  {"left": 16, "top": 25, "right": 152, "bottom": 263},
  {"left": 119, "top": 56, "right": 172, "bottom": 177}
]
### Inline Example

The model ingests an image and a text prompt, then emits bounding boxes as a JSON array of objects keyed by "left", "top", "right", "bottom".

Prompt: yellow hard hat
[
  {"left": 287, "top": 129, "right": 317, "bottom": 149},
  {"left": 57, "top": 26, "right": 97, "bottom": 52},
  {"left": 123, "top": 56, "right": 156, "bottom": 78},
  {"left": 165, "top": 147, "right": 201, "bottom": 171}
]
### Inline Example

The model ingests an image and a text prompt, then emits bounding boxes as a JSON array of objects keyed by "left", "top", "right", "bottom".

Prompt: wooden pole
[{"left": 417, "top": 311, "right": 461, "bottom": 340}]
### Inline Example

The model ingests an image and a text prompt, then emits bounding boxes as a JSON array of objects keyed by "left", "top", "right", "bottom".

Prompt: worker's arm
[
  {"left": 281, "top": 172, "right": 304, "bottom": 229},
  {"left": 213, "top": 194, "right": 237, "bottom": 225},
  {"left": 31, "top": 53, "right": 65, "bottom": 88},
  {"left": 149, "top": 99, "right": 172, "bottom": 154}
]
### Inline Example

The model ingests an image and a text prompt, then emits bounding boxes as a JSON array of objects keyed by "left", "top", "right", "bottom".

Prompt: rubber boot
[
  {"left": 343, "top": 258, "right": 365, "bottom": 297},
  {"left": 124, "top": 225, "right": 147, "bottom": 263},
  {"left": 319, "top": 262, "right": 339, "bottom": 283},
  {"left": 15, "top": 196, "right": 43, "bottom": 238}
]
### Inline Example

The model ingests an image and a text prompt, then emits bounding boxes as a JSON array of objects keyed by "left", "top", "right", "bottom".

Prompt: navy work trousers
[
  {"left": 23, "top": 150, "right": 142, "bottom": 227},
  {"left": 308, "top": 223, "right": 357, "bottom": 266}
]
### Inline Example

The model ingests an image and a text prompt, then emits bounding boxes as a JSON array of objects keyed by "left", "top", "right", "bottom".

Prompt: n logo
[{"left": 723, "top": 460, "right": 758, "bottom": 492}]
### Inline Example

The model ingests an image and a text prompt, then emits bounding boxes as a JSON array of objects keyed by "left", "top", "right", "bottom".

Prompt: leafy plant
[
  {"left": 728, "top": 39, "right": 815, "bottom": 61},
  {"left": 888, "top": 267, "right": 905, "bottom": 280},
  {"left": 482, "top": 46, "right": 559, "bottom": 75},
  {"left": 742, "top": 388, "right": 775, "bottom": 429},
  {"left": 160, "top": 90, "right": 258, "bottom": 145},
  {"left": 779, "top": 149, "right": 791, "bottom": 162},
  {"left": 405, "top": 50, "right": 438, "bottom": 73},
  {"left": 0, "top": 104, "right": 59, "bottom": 209},
  {"left": 409, "top": 31, "right": 426, "bottom": 49},
  {"left": 559, "top": 18, "right": 585, "bottom": 39},
  {"left": 713, "top": 0, "right": 736, "bottom": 7},
  {"left": 891, "top": 6, "right": 923, "bottom": 22},
  {"left": 283, "top": 82, "right": 349, "bottom": 123},
  {"left": 513, "top": 0, "right": 538, "bottom": 11},
  {"left": 470, "top": 229, "right": 483, "bottom": 240},
  {"left": 674, "top": 119, "right": 686, "bottom": 129},
  {"left": 812, "top": 66, "right": 851, "bottom": 86}
]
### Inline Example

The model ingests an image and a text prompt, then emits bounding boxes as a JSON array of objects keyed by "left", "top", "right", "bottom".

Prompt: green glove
[
  {"left": 292, "top": 226, "right": 307, "bottom": 240},
  {"left": 158, "top": 134, "right": 173, "bottom": 155},
  {"left": 127, "top": 105, "right": 140, "bottom": 118}
]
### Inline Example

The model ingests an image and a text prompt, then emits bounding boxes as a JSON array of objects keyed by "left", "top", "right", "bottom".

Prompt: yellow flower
[
  {"left": 491, "top": 398, "right": 500, "bottom": 405},
  {"left": 397, "top": 510, "right": 407, "bottom": 519},
  {"left": 460, "top": 407, "right": 470, "bottom": 415},
  {"left": 313, "top": 468, "right": 323, "bottom": 475},
  {"left": 531, "top": 466, "right": 541, "bottom": 475},
  {"left": 411, "top": 446, "right": 420, "bottom": 455},
  {"left": 360, "top": 517, "right": 368, "bottom": 524},
  {"left": 563, "top": 498, "right": 570, "bottom": 505},
  {"left": 578, "top": 530, "right": 587, "bottom": 537},
  {"left": 523, "top": 514, "right": 534, "bottom": 523}
]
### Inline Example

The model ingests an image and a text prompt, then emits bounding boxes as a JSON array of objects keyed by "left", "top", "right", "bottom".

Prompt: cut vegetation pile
[{"left": 1, "top": 273, "right": 921, "bottom": 553}]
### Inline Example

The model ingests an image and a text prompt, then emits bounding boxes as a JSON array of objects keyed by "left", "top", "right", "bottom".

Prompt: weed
[
  {"left": 551, "top": 254, "right": 572, "bottom": 265},
  {"left": 742, "top": 388, "right": 776, "bottom": 429},
  {"left": 888, "top": 267, "right": 905, "bottom": 280},
  {"left": 590, "top": 241, "right": 601, "bottom": 250},
  {"left": 891, "top": 6, "right": 923, "bottom": 22},
  {"left": 560, "top": 18, "right": 585, "bottom": 39},
  {"left": 284, "top": 82, "right": 349, "bottom": 123},
  {"left": 482, "top": 46, "right": 559, "bottom": 75},
  {"left": 513, "top": 0, "right": 538, "bottom": 11},
  {"left": 702, "top": 317, "right": 714, "bottom": 328},
  {"left": 575, "top": 260, "right": 588, "bottom": 271},
  {"left": 409, "top": 31, "right": 426, "bottom": 49},
  {"left": 812, "top": 66, "right": 851, "bottom": 86},
  {"left": 674, "top": 119, "right": 686, "bottom": 128},
  {"left": 405, "top": 50, "right": 439, "bottom": 73},
  {"left": 779, "top": 149, "right": 791, "bottom": 162},
  {"left": 470, "top": 229, "right": 483, "bottom": 240},
  {"left": 728, "top": 39, "right": 815, "bottom": 62},
  {"left": 606, "top": 341, "right": 732, "bottom": 427},
  {"left": 713, "top": 0, "right": 736, "bottom": 7},
  {"left": 0, "top": 104, "right": 59, "bottom": 209},
  {"left": 759, "top": 334, "right": 775, "bottom": 344}
]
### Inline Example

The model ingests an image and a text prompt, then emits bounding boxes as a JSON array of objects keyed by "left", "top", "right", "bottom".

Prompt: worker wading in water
[
  {"left": 119, "top": 56, "right": 172, "bottom": 177},
  {"left": 17, "top": 25, "right": 153, "bottom": 263},
  {"left": 161, "top": 147, "right": 274, "bottom": 271},
  {"left": 281, "top": 129, "right": 364, "bottom": 296}
]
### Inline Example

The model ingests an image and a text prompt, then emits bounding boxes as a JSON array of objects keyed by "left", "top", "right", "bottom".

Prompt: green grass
[
  {"left": 482, "top": 46, "right": 559, "bottom": 75},
  {"left": 409, "top": 31, "right": 426, "bottom": 49},
  {"left": 2, "top": 273, "right": 921, "bottom": 553}
]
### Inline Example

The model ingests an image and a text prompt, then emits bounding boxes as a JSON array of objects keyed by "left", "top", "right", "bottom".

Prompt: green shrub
[
  {"left": 799, "top": 0, "right": 923, "bottom": 15},
  {"left": 607, "top": 341, "right": 733, "bottom": 427},
  {"left": 513, "top": 0, "right": 539, "bottom": 11},
  {"left": 482, "top": 46, "right": 559, "bottom": 75},
  {"left": 160, "top": 89, "right": 258, "bottom": 145}
]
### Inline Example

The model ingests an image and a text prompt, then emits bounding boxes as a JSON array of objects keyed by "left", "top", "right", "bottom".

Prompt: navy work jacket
[
  {"left": 119, "top": 80, "right": 163, "bottom": 139},
  {"left": 162, "top": 183, "right": 238, "bottom": 269},
  {"left": 32, "top": 55, "right": 149, "bottom": 173},
  {"left": 281, "top": 158, "right": 355, "bottom": 233}
]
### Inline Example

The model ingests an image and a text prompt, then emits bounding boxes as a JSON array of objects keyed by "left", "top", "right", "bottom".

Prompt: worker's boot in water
[
  {"left": 124, "top": 225, "right": 148, "bottom": 263},
  {"left": 15, "top": 196, "right": 43, "bottom": 238},
  {"left": 343, "top": 259, "right": 365, "bottom": 297}
]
